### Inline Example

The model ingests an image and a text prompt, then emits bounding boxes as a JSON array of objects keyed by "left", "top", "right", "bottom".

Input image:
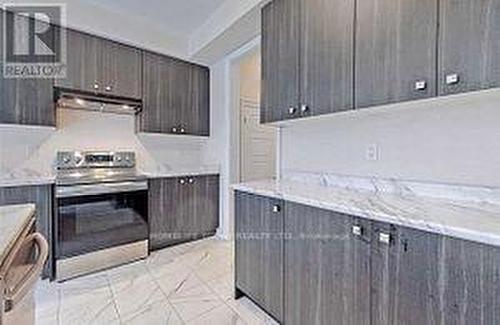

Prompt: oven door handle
[{"left": 56, "top": 181, "right": 148, "bottom": 198}]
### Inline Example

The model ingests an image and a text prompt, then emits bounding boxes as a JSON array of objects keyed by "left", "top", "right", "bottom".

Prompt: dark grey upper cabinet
[
  {"left": 99, "top": 40, "right": 142, "bottom": 99},
  {"left": 140, "top": 52, "right": 176, "bottom": 134},
  {"left": 235, "top": 191, "right": 283, "bottom": 322},
  {"left": 439, "top": 0, "right": 500, "bottom": 96},
  {"left": 300, "top": 0, "right": 354, "bottom": 116},
  {"left": 0, "top": 10, "right": 55, "bottom": 127},
  {"left": 140, "top": 52, "right": 210, "bottom": 136},
  {"left": 149, "top": 175, "right": 219, "bottom": 250},
  {"left": 355, "top": 0, "right": 438, "bottom": 109},
  {"left": 55, "top": 28, "right": 142, "bottom": 99},
  {"left": 285, "top": 203, "right": 370, "bottom": 325},
  {"left": 261, "top": 0, "right": 354, "bottom": 123},
  {"left": 261, "top": 0, "right": 300, "bottom": 123},
  {"left": 370, "top": 222, "right": 441, "bottom": 325},
  {"left": 55, "top": 29, "right": 99, "bottom": 94}
]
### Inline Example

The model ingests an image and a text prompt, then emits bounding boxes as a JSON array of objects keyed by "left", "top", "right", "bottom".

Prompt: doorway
[{"left": 237, "top": 49, "right": 277, "bottom": 182}]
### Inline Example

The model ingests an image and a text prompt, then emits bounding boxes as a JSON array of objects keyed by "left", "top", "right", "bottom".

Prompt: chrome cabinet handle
[
  {"left": 179, "top": 179, "right": 186, "bottom": 185},
  {"left": 172, "top": 127, "right": 178, "bottom": 133},
  {"left": 180, "top": 127, "right": 186, "bottom": 134},
  {"left": 352, "top": 225, "right": 362, "bottom": 236},
  {"left": 300, "top": 104, "right": 309, "bottom": 114},
  {"left": 446, "top": 73, "right": 459, "bottom": 85},
  {"left": 288, "top": 107, "right": 297, "bottom": 115},
  {"left": 415, "top": 80, "right": 427, "bottom": 91},
  {"left": 188, "top": 178, "right": 194, "bottom": 184},
  {"left": 379, "top": 232, "right": 391, "bottom": 245},
  {"left": 272, "top": 205, "right": 281, "bottom": 213},
  {"left": 105, "top": 85, "right": 113, "bottom": 92},
  {"left": 93, "top": 83, "right": 99, "bottom": 90}
]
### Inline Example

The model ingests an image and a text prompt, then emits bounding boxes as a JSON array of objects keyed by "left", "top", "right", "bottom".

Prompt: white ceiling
[{"left": 85, "top": 0, "right": 227, "bottom": 37}]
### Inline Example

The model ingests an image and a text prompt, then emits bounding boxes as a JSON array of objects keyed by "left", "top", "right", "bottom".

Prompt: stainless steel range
[{"left": 55, "top": 151, "right": 148, "bottom": 281}]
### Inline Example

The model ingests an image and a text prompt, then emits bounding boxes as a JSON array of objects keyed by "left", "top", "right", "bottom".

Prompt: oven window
[{"left": 57, "top": 190, "right": 148, "bottom": 259}]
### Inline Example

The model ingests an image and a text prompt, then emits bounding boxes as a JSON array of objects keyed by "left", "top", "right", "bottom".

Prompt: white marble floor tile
[
  {"left": 35, "top": 238, "right": 275, "bottom": 325},
  {"left": 108, "top": 261, "right": 165, "bottom": 320},
  {"left": 227, "top": 297, "right": 279, "bottom": 325},
  {"left": 58, "top": 272, "right": 119, "bottom": 325},
  {"left": 205, "top": 272, "right": 235, "bottom": 302},
  {"left": 120, "top": 299, "right": 183, "bottom": 325},
  {"left": 187, "top": 304, "right": 244, "bottom": 325},
  {"left": 59, "top": 291, "right": 119, "bottom": 325},
  {"left": 169, "top": 283, "right": 224, "bottom": 323}
]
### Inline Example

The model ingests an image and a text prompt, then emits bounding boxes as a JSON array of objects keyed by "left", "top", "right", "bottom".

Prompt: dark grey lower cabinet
[
  {"left": 371, "top": 222, "right": 500, "bottom": 325},
  {"left": 235, "top": 191, "right": 284, "bottom": 323},
  {"left": 284, "top": 203, "right": 370, "bottom": 325},
  {"left": 0, "top": 184, "right": 53, "bottom": 279},
  {"left": 439, "top": 237, "right": 500, "bottom": 324},
  {"left": 234, "top": 194, "right": 500, "bottom": 324},
  {"left": 149, "top": 175, "right": 219, "bottom": 250},
  {"left": 370, "top": 222, "right": 441, "bottom": 325}
]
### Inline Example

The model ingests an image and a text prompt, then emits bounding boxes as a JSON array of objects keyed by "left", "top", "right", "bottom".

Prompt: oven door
[{"left": 56, "top": 182, "right": 148, "bottom": 259}]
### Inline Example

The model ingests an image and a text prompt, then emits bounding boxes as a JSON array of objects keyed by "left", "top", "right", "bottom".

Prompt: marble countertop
[
  {"left": 233, "top": 179, "right": 500, "bottom": 247},
  {"left": 0, "top": 204, "right": 35, "bottom": 264},
  {"left": 142, "top": 164, "right": 220, "bottom": 179},
  {"left": 0, "top": 165, "right": 220, "bottom": 188},
  {"left": 0, "top": 169, "right": 55, "bottom": 188}
]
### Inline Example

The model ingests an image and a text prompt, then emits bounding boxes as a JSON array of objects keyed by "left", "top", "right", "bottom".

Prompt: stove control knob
[
  {"left": 74, "top": 153, "right": 84, "bottom": 165},
  {"left": 63, "top": 157, "right": 71, "bottom": 164}
]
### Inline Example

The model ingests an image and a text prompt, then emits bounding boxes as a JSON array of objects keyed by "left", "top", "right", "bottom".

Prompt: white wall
[
  {"left": 281, "top": 89, "right": 500, "bottom": 187},
  {"left": 0, "top": 109, "right": 207, "bottom": 175},
  {"left": 204, "top": 58, "right": 231, "bottom": 237}
]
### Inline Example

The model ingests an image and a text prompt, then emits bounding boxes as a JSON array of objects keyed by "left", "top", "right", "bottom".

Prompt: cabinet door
[
  {"left": 193, "top": 175, "right": 219, "bottom": 235},
  {"left": 285, "top": 203, "right": 371, "bottom": 325},
  {"left": 141, "top": 52, "right": 210, "bottom": 136},
  {"left": 183, "top": 64, "right": 210, "bottom": 136},
  {"left": 55, "top": 29, "right": 100, "bottom": 94},
  {"left": 235, "top": 191, "right": 283, "bottom": 322},
  {"left": 0, "top": 11, "right": 55, "bottom": 127},
  {"left": 99, "top": 39, "right": 142, "bottom": 99},
  {"left": 355, "top": 0, "right": 437, "bottom": 108},
  {"left": 148, "top": 178, "right": 184, "bottom": 250},
  {"left": 141, "top": 52, "right": 177, "bottom": 134},
  {"left": 261, "top": 0, "right": 300, "bottom": 123},
  {"left": 370, "top": 222, "right": 441, "bottom": 325},
  {"left": 169, "top": 59, "right": 210, "bottom": 136},
  {"left": 439, "top": 0, "right": 500, "bottom": 96},
  {"left": 0, "top": 185, "right": 53, "bottom": 279},
  {"left": 439, "top": 236, "right": 500, "bottom": 324},
  {"left": 300, "top": 0, "right": 354, "bottom": 117}
]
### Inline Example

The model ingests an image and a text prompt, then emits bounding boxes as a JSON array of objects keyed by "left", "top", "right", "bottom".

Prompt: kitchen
[{"left": 1, "top": 0, "right": 500, "bottom": 324}]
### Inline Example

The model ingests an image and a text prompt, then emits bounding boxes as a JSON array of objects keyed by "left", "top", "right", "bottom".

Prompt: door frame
[{"left": 223, "top": 36, "right": 281, "bottom": 239}]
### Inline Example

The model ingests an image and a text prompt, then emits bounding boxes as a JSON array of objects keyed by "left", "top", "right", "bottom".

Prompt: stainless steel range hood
[{"left": 56, "top": 90, "right": 142, "bottom": 115}]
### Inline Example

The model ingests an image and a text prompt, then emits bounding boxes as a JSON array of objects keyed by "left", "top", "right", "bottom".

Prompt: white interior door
[{"left": 240, "top": 99, "right": 277, "bottom": 182}]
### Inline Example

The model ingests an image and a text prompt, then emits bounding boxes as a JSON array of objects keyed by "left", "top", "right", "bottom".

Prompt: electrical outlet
[{"left": 366, "top": 144, "right": 379, "bottom": 161}]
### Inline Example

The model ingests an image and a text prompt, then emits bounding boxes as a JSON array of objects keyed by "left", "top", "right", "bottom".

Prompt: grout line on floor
[
  {"left": 105, "top": 273, "right": 123, "bottom": 324},
  {"left": 146, "top": 262, "right": 187, "bottom": 325}
]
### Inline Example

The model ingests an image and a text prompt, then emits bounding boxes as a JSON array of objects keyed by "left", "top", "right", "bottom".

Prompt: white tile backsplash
[{"left": 0, "top": 108, "right": 210, "bottom": 177}]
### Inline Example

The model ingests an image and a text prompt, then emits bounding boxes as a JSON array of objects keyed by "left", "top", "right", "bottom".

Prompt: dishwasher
[{"left": 0, "top": 218, "right": 48, "bottom": 325}]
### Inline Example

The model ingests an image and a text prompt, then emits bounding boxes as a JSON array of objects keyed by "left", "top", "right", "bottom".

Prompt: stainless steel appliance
[
  {"left": 56, "top": 89, "right": 142, "bottom": 115},
  {"left": 1, "top": 216, "right": 48, "bottom": 325},
  {"left": 55, "top": 151, "right": 148, "bottom": 281}
]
